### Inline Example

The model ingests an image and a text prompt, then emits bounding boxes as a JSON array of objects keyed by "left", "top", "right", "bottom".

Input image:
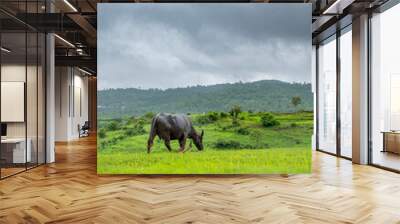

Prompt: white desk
[{"left": 1, "top": 138, "right": 31, "bottom": 163}]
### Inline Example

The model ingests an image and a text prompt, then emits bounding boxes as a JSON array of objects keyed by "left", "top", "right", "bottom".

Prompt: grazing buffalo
[{"left": 147, "top": 113, "right": 204, "bottom": 153}]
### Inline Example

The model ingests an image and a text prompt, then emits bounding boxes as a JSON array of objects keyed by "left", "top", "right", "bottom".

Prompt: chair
[{"left": 79, "top": 121, "right": 90, "bottom": 138}]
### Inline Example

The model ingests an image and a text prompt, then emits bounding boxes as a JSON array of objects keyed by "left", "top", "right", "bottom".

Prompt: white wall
[
  {"left": 55, "top": 67, "right": 70, "bottom": 141},
  {"left": 55, "top": 67, "right": 89, "bottom": 141}
]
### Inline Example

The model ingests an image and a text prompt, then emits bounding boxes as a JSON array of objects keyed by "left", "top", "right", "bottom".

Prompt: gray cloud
[{"left": 98, "top": 3, "right": 311, "bottom": 90}]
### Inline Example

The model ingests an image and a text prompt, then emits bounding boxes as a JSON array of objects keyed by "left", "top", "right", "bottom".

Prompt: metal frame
[
  {"left": 367, "top": 11, "right": 373, "bottom": 165},
  {"left": 0, "top": 22, "right": 2, "bottom": 179},
  {"left": 315, "top": 44, "right": 319, "bottom": 151},
  {"left": 336, "top": 25, "right": 341, "bottom": 157}
]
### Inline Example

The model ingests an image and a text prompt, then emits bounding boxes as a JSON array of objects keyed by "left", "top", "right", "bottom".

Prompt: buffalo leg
[
  {"left": 179, "top": 137, "right": 187, "bottom": 153},
  {"left": 147, "top": 120, "right": 157, "bottom": 154},
  {"left": 147, "top": 135, "right": 156, "bottom": 154},
  {"left": 164, "top": 139, "right": 172, "bottom": 152}
]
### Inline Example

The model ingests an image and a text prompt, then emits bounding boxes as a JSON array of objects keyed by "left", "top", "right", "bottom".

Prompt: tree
[
  {"left": 291, "top": 96, "right": 301, "bottom": 109},
  {"left": 229, "top": 105, "right": 242, "bottom": 126}
]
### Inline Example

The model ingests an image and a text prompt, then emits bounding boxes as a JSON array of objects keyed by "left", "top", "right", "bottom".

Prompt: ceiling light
[
  {"left": 1, "top": 47, "right": 11, "bottom": 53},
  {"left": 323, "top": 0, "right": 344, "bottom": 15},
  {"left": 76, "top": 48, "right": 84, "bottom": 55},
  {"left": 54, "top": 34, "right": 75, "bottom": 48},
  {"left": 78, "top": 67, "right": 92, "bottom": 76},
  {"left": 63, "top": 0, "right": 78, "bottom": 12}
]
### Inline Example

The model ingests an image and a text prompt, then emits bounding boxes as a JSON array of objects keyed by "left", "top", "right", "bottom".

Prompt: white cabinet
[{"left": 1, "top": 138, "right": 32, "bottom": 163}]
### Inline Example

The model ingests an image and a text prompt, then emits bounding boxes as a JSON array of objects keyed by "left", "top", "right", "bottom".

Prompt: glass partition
[
  {"left": 0, "top": 2, "right": 46, "bottom": 179},
  {"left": 371, "top": 3, "right": 400, "bottom": 171},
  {"left": 1, "top": 31, "right": 28, "bottom": 177},
  {"left": 317, "top": 35, "right": 337, "bottom": 154},
  {"left": 339, "top": 27, "right": 352, "bottom": 158}
]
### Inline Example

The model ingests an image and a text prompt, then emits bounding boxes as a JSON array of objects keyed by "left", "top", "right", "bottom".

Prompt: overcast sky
[{"left": 98, "top": 3, "right": 311, "bottom": 90}]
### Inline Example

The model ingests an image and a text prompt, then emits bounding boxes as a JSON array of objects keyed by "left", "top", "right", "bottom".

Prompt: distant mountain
[{"left": 98, "top": 80, "right": 313, "bottom": 118}]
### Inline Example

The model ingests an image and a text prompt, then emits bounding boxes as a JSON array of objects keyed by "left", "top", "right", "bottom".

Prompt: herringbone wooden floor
[{"left": 1, "top": 136, "right": 400, "bottom": 224}]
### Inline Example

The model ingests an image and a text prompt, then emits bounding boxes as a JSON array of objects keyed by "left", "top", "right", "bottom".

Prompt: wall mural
[{"left": 97, "top": 3, "right": 312, "bottom": 174}]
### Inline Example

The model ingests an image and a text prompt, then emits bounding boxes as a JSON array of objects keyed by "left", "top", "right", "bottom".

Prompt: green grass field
[{"left": 97, "top": 111, "right": 313, "bottom": 174}]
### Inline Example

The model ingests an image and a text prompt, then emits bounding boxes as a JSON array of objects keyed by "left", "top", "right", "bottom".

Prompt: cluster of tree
[
  {"left": 194, "top": 104, "right": 281, "bottom": 128},
  {"left": 98, "top": 80, "right": 313, "bottom": 118}
]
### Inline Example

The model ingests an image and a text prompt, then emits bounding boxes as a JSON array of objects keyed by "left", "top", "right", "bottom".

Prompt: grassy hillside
[
  {"left": 98, "top": 80, "right": 312, "bottom": 118},
  {"left": 97, "top": 111, "right": 313, "bottom": 174}
]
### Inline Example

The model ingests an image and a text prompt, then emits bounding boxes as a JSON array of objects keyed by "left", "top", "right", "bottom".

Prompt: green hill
[{"left": 98, "top": 80, "right": 313, "bottom": 118}]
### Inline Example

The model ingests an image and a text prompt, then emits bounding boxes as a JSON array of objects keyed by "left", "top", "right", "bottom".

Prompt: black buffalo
[{"left": 147, "top": 113, "right": 204, "bottom": 153}]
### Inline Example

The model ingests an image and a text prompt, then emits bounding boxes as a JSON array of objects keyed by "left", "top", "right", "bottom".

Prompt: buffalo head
[{"left": 193, "top": 130, "right": 204, "bottom": 151}]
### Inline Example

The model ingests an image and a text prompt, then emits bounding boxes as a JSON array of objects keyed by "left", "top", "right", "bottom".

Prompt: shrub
[
  {"left": 144, "top": 112, "right": 155, "bottom": 120},
  {"left": 125, "top": 120, "right": 146, "bottom": 136},
  {"left": 106, "top": 120, "right": 121, "bottom": 131},
  {"left": 236, "top": 127, "right": 250, "bottom": 135},
  {"left": 214, "top": 139, "right": 242, "bottom": 149},
  {"left": 220, "top": 112, "right": 229, "bottom": 118},
  {"left": 239, "top": 112, "right": 249, "bottom": 120},
  {"left": 98, "top": 129, "right": 106, "bottom": 139},
  {"left": 290, "top": 122, "right": 298, "bottom": 128},
  {"left": 261, "top": 113, "right": 280, "bottom": 127},
  {"left": 206, "top": 112, "right": 219, "bottom": 122},
  {"left": 124, "top": 128, "right": 136, "bottom": 137},
  {"left": 196, "top": 115, "right": 211, "bottom": 125},
  {"left": 126, "top": 116, "right": 136, "bottom": 125},
  {"left": 213, "top": 139, "right": 260, "bottom": 150},
  {"left": 232, "top": 119, "right": 240, "bottom": 127},
  {"left": 133, "top": 120, "right": 146, "bottom": 135},
  {"left": 196, "top": 112, "right": 219, "bottom": 124},
  {"left": 99, "top": 141, "right": 107, "bottom": 150}
]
